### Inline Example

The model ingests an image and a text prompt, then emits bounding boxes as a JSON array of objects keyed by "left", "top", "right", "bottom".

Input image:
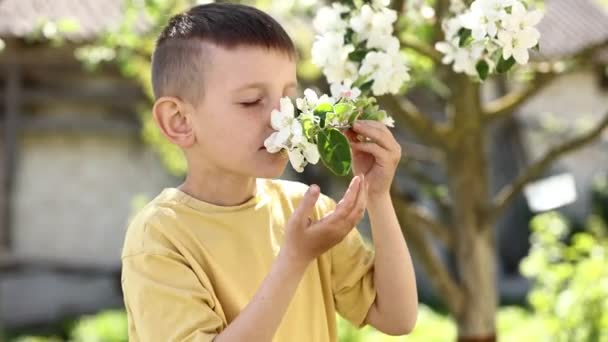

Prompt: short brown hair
[{"left": 151, "top": 3, "right": 297, "bottom": 103}]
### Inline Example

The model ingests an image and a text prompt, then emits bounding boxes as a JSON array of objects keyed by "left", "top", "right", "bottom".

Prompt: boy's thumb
[{"left": 293, "top": 184, "right": 320, "bottom": 225}]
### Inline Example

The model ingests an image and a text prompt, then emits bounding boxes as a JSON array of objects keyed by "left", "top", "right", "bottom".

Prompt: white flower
[
  {"left": 460, "top": 0, "right": 512, "bottom": 40},
  {"left": 449, "top": 0, "right": 467, "bottom": 14},
  {"left": 455, "top": 43, "right": 485, "bottom": 75},
  {"left": 324, "top": 61, "right": 359, "bottom": 84},
  {"left": 305, "top": 88, "right": 335, "bottom": 107},
  {"left": 442, "top": 17, "right": 463, "bottom": 40},
  {"left": 288, "top": 148, "right": 306, "bottom": 172},
  {"left": 382, "top": 115, "right": 395, "bottom": 127},
  {"left": 311, "top": 32, "right": 357, "bottom": 84},
  {"left": 264, "top": 96, "right": 321, "bottom": 172},
  {"left": 311, "top": 32, "right": 354, "bottom": 68},
  {"left": 435, "top": 39, "right": 459, "bottom": 65},
  {"left": 265, "top": 97, "right": 303, "bottom": 153},
  {"left": 270, "top": 97, "right": 295, "bottom": 130},
  {"left": 350, "top": 5, "right": 374, "bottom": 34},
  {"left": 296, "top": 88, "right": 335, "bottom": 114},
  {"left": 359, "top": 51, "right": 391, "bottom": 76},
  {"left": 502, "top": 2, "right": 543, "bottom": 34},
  {"left": 350, "top": 5, "right": 397, "bottom": 49},
  {"left": 301, "top": 141, "right": 320, "bottom": 164},
  {"left": 359, "top": 50, "right": 410, "bottom": 96},
  {"left": 264, "top": 130, "right": 289, "bottom": 153},
  {"left": 287, "top": 140, "right": 320, "bottom": 173},
  {"left": 313, "top": 4, "right": 350, "bottom": 34},
  {"left": 497, "top": 28, "right": 539, "bottom": 64},
  {"left": 372, "top": 0, "right": 390, "bottom": 8},
  {"left": 330, "top": 79, "right": 361, "bottom": 100},
  {"left": 367, "top": 35, "right": 400, "bottom": 54},
  {"left": 436, "top": 37, "right": 485, "bottom": 76}
]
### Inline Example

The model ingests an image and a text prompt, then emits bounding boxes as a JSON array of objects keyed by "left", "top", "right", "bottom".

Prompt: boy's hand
[
  {"left": 283, "top": 175, "right": 367, "bottom": 266},
  {"left": 345, "top": 120, "right": 402, "bottom": 199}
]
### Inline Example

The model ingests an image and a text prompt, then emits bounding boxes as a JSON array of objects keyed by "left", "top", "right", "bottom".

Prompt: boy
[{"left": 121, "top": 3, "right": 417, "bottom": 341}]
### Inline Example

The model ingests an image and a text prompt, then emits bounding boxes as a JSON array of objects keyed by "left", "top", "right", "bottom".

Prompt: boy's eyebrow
[{"left": 233, "top": 81, "right": 298, "bottom": 92}]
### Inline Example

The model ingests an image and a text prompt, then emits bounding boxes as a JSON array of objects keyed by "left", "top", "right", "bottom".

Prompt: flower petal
[
  {"left": 302, "top": 142, "right": 320, "bottom": 164},
  {"left": 288, "top": 149, "right": 305, "bottom": 172}
]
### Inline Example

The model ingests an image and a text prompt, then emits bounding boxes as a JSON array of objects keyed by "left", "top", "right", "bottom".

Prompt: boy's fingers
[
  {"left": 353, "top": 121, "right": 392, "bottom": 150},
  {"left": 292, "top": 184, "right": 320, "bottom": 227},
  {"left": 345, "top": 178, "right": 367, "bottom": 231},
  {"left": 344, "top": 129, "right": 359, "bottom": 144},
  {"left": 353, "top": 141, "right": 389, "bottom": 161},
  {"left": 333, "top": 176, "right": 361, "bottom": 220},
  {"left": 346, "top": 177, "right": 367, "bottom": 228}
]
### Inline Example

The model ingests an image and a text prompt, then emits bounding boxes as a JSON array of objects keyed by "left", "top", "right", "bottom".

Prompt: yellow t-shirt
[{"left": 121, "top": 178, "right": 376, "bottom": 342}]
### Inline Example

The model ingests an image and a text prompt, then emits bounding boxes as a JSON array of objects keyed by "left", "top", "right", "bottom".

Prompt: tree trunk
[
  {"left": 447, "top": 128, "right": 497, "bottom": 341},
  {"left": 447, "top": 77, "right": 497, "bottom": 340}
]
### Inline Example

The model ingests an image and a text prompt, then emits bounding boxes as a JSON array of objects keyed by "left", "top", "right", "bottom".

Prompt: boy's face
[{"left": 186, "top": 43, "right": 296, "bottom": 178}]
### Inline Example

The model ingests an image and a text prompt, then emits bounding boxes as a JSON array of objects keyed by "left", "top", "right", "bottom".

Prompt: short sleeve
[
  {"left": 121, "top": 251, "right": 225, "bottom": 342},
  {"left": 317, "top": 195, "right": 377, "bottom": 328}
]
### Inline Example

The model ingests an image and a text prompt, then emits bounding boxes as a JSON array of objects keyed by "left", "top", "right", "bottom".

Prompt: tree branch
[
  {"left": 399, "top": 34, "right": 443, "bottom": 64},
  {"left": 483, "top": 71, "right": 558, "bottom": 122},
  {"left": 379, "top": 95, "right": 451, "bottom": 147},
  {"left": 489, "top": 111, "right": 608, "bottom": 221},
  {"left": 391, "top": 190, "right": 463, "bottom": 316},
  {"left": 484, "top": 41, "right": 608, "bottom": 122},
  {"left": 390, "top": 0, "right": 405, "bottom": 13},
  {"left": 400, "top": 141, "right": 444, "bottom": 165},
  {"left": 394, "top": 183, "right": 453, "bottom": 248},
  {"left": 398, "top": 158, "right": 452, "bottom": 218},
  {"left": 432, "top": 0, "right": 449, "bottom": 44}
]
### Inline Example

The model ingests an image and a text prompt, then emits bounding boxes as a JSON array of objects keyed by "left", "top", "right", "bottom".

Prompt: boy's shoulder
[{"left": 121, "top": 190, "right": 184, "bottom": 258}]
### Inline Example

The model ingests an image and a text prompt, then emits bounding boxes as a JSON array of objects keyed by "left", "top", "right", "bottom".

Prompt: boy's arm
[
  {"left": 346, "top": 120, "right": 418, "bottom": 335},
  {"left": 363, "top": 193, "right": 418, "bottom": 335},
  {"left": 213, "top": 248, "right": 307, "bottom": 342}
]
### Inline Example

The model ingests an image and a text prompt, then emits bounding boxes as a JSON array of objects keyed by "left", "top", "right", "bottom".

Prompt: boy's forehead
[{"left": 204, "top": 42, "right": 296, "bottom": 85}]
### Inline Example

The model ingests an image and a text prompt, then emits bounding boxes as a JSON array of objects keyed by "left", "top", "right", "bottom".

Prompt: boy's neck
[{"left": 178, "top": 171, "right": 258, "bottom": 207}]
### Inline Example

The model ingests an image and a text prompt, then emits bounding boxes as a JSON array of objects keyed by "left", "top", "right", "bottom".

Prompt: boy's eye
[{"left": 239, "top": 99, "right": 262, "bottom": 107}]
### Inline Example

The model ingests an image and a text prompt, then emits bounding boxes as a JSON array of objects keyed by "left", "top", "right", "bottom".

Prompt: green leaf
[
  {"left": 347, "top": 109, "right": 361, "bottom": 124},
  {"left": 476, "top": 60, "right": 490, "bottom": 80},
  {"left": 458, "top": 28, "right": 472, "bottom": 47},
  {"left": 497, "top": 55, "right": 516, "bottom": 73},
  {"left": 317, "top": 128, "right": 352, "bottom": 176},
  {"left": 325, "top": 111, "right": 338, "bottom": 127},
  {"left": 348, "top": 49, "right": 367, "bottom": 63},
  {"left": 358, "top": 80, "right": 374, "bottom": 94},
  {"left": 359, "top": 104, "right": 382, "bottom": 121},
  {"left": 333, "top": 103, "right": 356, "bottom": 122},
  {"left": 313, "top": 103, "right": 334, "bottom": 128},
  {"left": 300, "top": 116, "right": 316, "bottom": 140}
]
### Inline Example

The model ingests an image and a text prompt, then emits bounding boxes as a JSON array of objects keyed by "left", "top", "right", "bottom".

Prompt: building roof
[
  {"left": 0, "top": 0, "right": 133, "bottom": 41},
  {"left": 537, "top": 0, "right": 608, "bottom": 60}
]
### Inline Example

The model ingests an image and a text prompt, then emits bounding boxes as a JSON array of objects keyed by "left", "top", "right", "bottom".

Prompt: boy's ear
[{"left": 152, "top": 96, "right": 196, "bottom": 148}]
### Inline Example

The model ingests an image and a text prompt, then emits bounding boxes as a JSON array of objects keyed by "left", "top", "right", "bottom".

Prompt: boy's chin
[
  {"left": 252, "top": 151, "right": 289, "bottom": 178},
  {"left": 256, "top": 162, "right": 288, "bottom": 178}
]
